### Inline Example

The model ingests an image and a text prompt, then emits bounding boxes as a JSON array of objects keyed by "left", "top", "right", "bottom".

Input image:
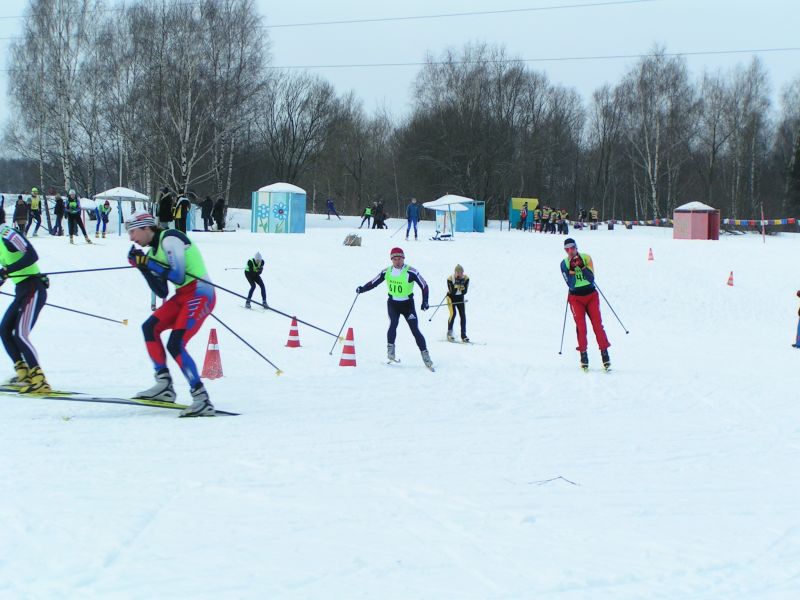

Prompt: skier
[
  {"left": 446, "top": 264, "right": 470, "bottom": 342},
  {"left": 125, "top": 211, "right": 216, "bottom": 417},
  {"left": 405, "top": 198, "right": 420, "bottom": 240},
  {"left": 95, "top": 200, "right": 111, "bottom": 238},
  {"left": 359, "top": 206, "right": 372, "bottom": 229},
  {"left": 244, "top": 251, "right": 267, "bottom": 309},
  {"left": 560, "top": 237, "right": 610, "bottom": 370},
  {"left": 0, "top": 223, "right": 51, "bottom": 393},
  {"left": 356, "top": 246, "right": 433, "bottom": 369},
  {"left": 326, "top": 197, "right": 341, "bottom": 220},
  {"left": 172, "top": 192, "right": 191, "bottom": 233},
  {"left": 25, "top": 187, "right": 42, "bottom": 237},
  {"left": 65, "top": 189, "right": 92, "bottom": 244}
]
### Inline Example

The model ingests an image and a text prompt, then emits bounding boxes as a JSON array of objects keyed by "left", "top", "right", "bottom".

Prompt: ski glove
[
  {"left": 420, "top": 301, "right": 429, "bottom": 311},
  {"left": 570, "top": 255, "right": 585, "bottom": 269},
  {"left": 356, "top": 286, "right": 363, "bottom": 294},
  {"left": 127, "top": 246, "right": 148, "bottom": 269},
  {"left": 0, "top": 268, "right": 7, "bottom": 285}
]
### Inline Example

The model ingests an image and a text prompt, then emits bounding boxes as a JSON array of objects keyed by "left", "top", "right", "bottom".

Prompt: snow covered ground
[{"left": 0, "top": 212, "right": 798, "bottom": 599}]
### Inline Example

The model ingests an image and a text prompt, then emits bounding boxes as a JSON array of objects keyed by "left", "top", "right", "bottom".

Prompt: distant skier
[
  {"left": 356, "top": 246, "right": 433, "bottom": 369},
  {"left": 125, "top": 211, "right": 216, "bottom": 417},
  {"left": 405, "top": 198, "right": 420, "bottom": 241},
  {"left": 359, "top": 206, "right": 372, "bottom": 229},
  {"left": 560, "top": 237, "right": 610, "bottom": 370},
  {"left": 95, "top": 200, "right": 111, "bottom": 238},
  {"left": 51, "top": 193, "right": 64, "bottom": 236},
  {"left": 25, "top": 187, "right": 42, "bottom": 237},
  {"left": 244, "top": 251, "right": 267, "bottom": 309},
  {"left": 65, "top": 189, "right": 92, "bottom": 244},
  {"left": 0, "top": 223, "right": 51, "bottom": 393},
  {"left": 446, "top": 264, "right": 470, "bottom": 342},
  {"left": 326, "top": 197, "right": 341, "bottom": 220}
]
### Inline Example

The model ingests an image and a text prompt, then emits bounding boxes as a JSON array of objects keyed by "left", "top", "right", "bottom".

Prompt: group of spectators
[
  {"left": 156, "top": 187, "right": 226, "bottom": 233},
  {"left": 2, "top": 188, "right": 93, "bottom": 243},
  {"left": 358, "top": 200, "right": 389, "bottom": 229},
  {"left": 518, "top": 203, "right": 572, "bottom": 235}
]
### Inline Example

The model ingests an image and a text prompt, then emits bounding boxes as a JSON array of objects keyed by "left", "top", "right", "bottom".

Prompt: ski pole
[
  {"left": 223, "top": 267, "right": 242, "bottom": 271},
  {"left": 329, "top": 293, "right": 359, "bottom": 355},
  {"left": 146, "top": 258, "right": 340, "bottom": 339},
  {"left": 427, "top": 299, "right": 468, "bottom": 310},
  {"left": 0, "top": 291, "right": 128, "bottom": 325},
  {"left": 210, "top": 313, "right": 283, "bottom": 375},
  {"left": 390, "top": 221, "right": 406, "bottom": 238},
  {"left": 13, "top": 265, "right": 135, "bottom": 278},
  {"left": 427, "top": 293, "right": 448, "bottom": 322},
  {"left": 558, "top": 297, "right": 569, "bottom": 354},
  {"left": 594, "top": 283, "right": 629, "bottom": 334}
]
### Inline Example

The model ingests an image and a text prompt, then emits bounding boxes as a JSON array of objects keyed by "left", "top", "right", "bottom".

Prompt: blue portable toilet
[
  {"left": 455, "top": 200, "right": 486, "bottom": 233},
  {"left": 251, "top": 182, "right": 306, "bottom": 234}
]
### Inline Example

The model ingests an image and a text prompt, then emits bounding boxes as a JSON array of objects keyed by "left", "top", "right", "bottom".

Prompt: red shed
[{"left": 673, "top": 201, "right": 720, "bottom": 240}]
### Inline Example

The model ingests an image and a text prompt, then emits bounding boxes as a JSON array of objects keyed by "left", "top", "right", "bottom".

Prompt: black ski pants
[
  {"left": 447, "top": 296, "right": 467, "bottom": 338},
  {"left": 0, "top": 277, "right": 47, "bottom": 369},
  {"left": 245, "top": 272, "right": 266, "bottom": 304},
  {"left": 387, "top": 298, "right": 427, "bottom": 351}
]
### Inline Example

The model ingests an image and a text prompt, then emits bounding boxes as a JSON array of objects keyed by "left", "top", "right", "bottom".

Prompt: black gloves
[
  {"left": 356, "top": 286, "right": 363, "bottom": 294},
  {"left": 420, "top": 301, "right": 429, "bottom": 311}
]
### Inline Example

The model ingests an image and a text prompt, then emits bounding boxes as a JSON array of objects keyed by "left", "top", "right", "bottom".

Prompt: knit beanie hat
[
  {"left": 563, "top": 238, "right": 577, "bottom": 249},
  {"left": 390, "top": 247, "right": 404, "bottom": 259},
  {"left": 125, "top": 211, "right": 157, "bottom": 231}
]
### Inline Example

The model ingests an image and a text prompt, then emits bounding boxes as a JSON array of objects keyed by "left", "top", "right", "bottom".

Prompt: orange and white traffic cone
[
  {"left": 339, "top": 327, "right": 357, "bottom": 367},
  {"left": 201, "top": 328, "right": 223, "bottom": 379},
  {"left": 285, "top": 318, "right": 301, "bottom": 347},
  {"left": 727, "top": 271, "right": 734, "bottom": 286},
  {"left": 648, "top": 247, "right": 654, "bottom": 261}
]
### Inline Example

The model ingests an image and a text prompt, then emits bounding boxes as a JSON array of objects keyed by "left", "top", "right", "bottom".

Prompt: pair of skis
[
  {"left": 386, "top": 357, "right": 435, "bottom": 372},
  {"left": 0, "top": 385, "right": 239, "bottom": 417}
]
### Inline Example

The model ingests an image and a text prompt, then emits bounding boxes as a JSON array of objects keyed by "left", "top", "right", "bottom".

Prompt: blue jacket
[{"left": 406, "top": 202, "right": 420, "bottom": 221}]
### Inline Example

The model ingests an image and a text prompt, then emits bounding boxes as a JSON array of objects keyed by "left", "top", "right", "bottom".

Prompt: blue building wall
[{"left": 455, "top": 201, "right": 486, "bottom": 232}]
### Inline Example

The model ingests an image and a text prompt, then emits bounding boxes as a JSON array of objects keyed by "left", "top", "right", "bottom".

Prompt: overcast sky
[{"left": 0, "top": 0, "right": 798, "bottom": 124}]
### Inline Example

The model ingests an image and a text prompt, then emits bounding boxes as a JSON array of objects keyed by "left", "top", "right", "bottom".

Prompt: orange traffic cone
[
  {"left": 648, "top": 247, "right": 654, "bottom": 261},
  {"left": 201, "top": 328, "right": 223, "bottom": 379},
  {"left": 339, "top": 327, "right": 357, "bottom": 367},
  {"left": 727, "top": 271, "right": 734, "bottom": 286},
  {"left": 285, "top": 318, "right": 301, "bottom": 347}
]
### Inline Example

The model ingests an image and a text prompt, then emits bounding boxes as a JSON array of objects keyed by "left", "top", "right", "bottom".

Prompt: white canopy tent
[
  {"left": 94, "top": 187, "right": 150, "bottom": 235},
  {"left": 423, "top": 195, "right": 470, "bottom": 240}
]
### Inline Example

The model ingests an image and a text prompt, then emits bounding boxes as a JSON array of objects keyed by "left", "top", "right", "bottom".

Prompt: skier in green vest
[
  {"left": 356, "top": 246, "right": 433, "bottom": 370},
  {"left": 126, "top": 211, "right": 216, "bottom": 416},
  {"left": 0, "top": 223, "right": 51, "bottom": 393}
]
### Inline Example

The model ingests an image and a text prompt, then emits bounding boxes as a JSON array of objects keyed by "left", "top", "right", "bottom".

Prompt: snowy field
[{"left": 0, "top": 211, "right": 798, "bottom": 599}]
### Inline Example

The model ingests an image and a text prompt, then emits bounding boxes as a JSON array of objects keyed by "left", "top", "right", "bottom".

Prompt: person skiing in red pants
[{"left": 560, "top": 237, "right": 611, "bottom": 371}]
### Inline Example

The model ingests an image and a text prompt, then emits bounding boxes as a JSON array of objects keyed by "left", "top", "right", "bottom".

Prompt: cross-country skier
[
  {"left": 65, "top": 189, "right": 92, "bottom": 244},
  {"left": 446, "top": 264, "right": 470, "bottom": 342},
  {"left": 560, "top": 237, "right": 610, "bottom": 370},
  {"left": 405, "top": 198, "right": 420, "bottom": 240},
  {"left": 0, "top": 223, "right": 51, "bottom": 393},
  {"left": 95, "top": 200, "right": 111, "bottom": 238},
  {"left": 356, "top": 246, "right": 433, "bottom": 369},
  {"left": 244, "top": 252, "right": 267, "bottom": 309},
  {"left": 126, "top": 211, "right": 216, "bottom": 416}
]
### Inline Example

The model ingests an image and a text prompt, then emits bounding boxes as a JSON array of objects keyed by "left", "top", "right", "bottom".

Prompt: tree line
[{"left": 3, "top": 0, "right": 799, "bottom": 223}]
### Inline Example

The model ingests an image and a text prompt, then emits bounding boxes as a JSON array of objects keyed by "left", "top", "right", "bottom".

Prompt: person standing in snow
[
  {"left": 244, "top": 252, "right": 267, "bottom": 309},
  {"left": 125, "top": 211, "right": 216, "bottom": 417},
  {"left": 405, "top": 198, "right": 420, "bottom": 241},
  {"left": 172, "top": 191, "right": 191, "bottom": 233},
  {"left": 561, "top": 237, "right": 610, "bottom": 370},
  {"left": 25, "top": 187, "right": 42, "bottom": 237},
  {"left": 13, "top": 196, "right": 27, "bottom": 233},
  {"left": 201, "top": 195, "right": 214, "bottom": 231},
  {"left": 157, "top": 187, "right": 174, "bottom": 229},
  {"left": 446, "top": 264, "right": 470, "bottom": 342},
  {"left": 65, "top": 189, "right": 92, "bottom": 244},
  {"left": 212, "top": 197, "right": 226, "bottom": 230},
  {"left": 95, "top": 200, "right": 111, "bottom": 238},
  {"left": 51, "top": 193, "right": 64, "bottom": 236},
  {"left": 0, "top": 223, "right": 51, "bottom": 393},
  {"left": 356, "top": 246, "right": 433, "bottom": 369},
  {"left": 359, "top": 206, "right": 372, "bottom": 229}
]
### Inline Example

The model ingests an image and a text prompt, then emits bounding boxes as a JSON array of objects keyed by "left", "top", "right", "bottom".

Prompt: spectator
[
  {"left": 201, "top": 196, "right": 213, "bottom": 231},
  {"left": 157, "top": 187, "right": 174, "bottom": 229},
  {"left": 51, "top": 193, "right": 64, "bottom": 236},
  {"left": 212, "top": 197, "right": 226, "bottom": 231},
  {"left": 13, "top": 195, "right": 27, "bottom": 233},
  {"left": 25, "top": 187, "right": 42, "bottom": 237}
]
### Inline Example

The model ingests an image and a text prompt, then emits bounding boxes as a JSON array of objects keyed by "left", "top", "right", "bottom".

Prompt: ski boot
[
  {"left": 421, "top": 350, "right": 434, "bottom": 370},
  {"left": 180, "top": 384, "right": 215, "bottom": 417},
  {"left": 461, "top": 335, "right": 470, "bottom": 343},
  {"left": 69, "top": 235, "right": 75, "bottom": 245},
  {"left": 84, "top": 236, "right": 93, "bottom": 244},
  {"left": 387, "top": 343, "right": 397, "bottom": 362},
  {"left": 245, "top": 301, "right": 251, "bottom": 309},
  {"left": 580, "top": 351, "right": 589, "bottom": 372},
  {"left": 102, "top": 232, "right": 106, "bottom": 239},
  {"left": 262, "top": 301, "right": 268, "bottom": 309},
  {"left": 95, "top": 232, "right": 99, "bottom": 238},
  {"left": 19, "top": 366, "right": 51, "bottom": 394},
  {"left": 601, "top": 348, "right": 611, "bottom": 371},
  {"left": 6, "top": 360, "right": 29, "bottom": 387},
  {"left": 447, "top": 330, "right": 455, "bottom": 342},
  {"left": 134, "top": 370, "right": 176, "bottom": 402}
]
